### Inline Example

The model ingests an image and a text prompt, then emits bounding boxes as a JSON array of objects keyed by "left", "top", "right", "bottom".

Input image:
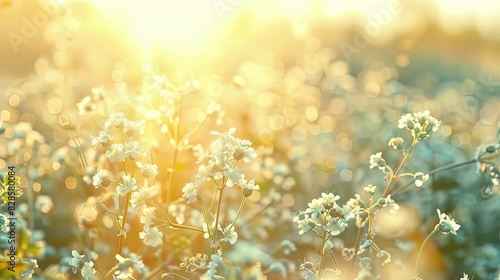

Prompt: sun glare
[{"left": 90, "top": 0, "right": 221, "bottom": 53}]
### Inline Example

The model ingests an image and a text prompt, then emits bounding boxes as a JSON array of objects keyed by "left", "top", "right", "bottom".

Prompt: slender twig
[
  {"left": 411, "top": 226, "right": 439, "bottom": 279},
  {"left": 212, "top": 184, "right": 225, "bottom": 252}
]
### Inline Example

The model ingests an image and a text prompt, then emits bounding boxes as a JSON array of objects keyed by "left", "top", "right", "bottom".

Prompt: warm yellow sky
[{"left": 89, "top": 0, "right": 500, "bottom": 51}]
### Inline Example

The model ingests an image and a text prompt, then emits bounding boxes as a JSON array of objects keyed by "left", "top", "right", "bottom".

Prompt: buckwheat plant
[
  {"left": 294, "top": 110, "right": 454, "bottom": 279},
  {"left": 164, "top": 127, "right": 260, "bottom": 279}
]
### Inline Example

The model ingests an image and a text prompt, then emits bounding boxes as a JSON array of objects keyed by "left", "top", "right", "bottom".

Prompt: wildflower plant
[{"left": 293, "top": 110, "right": 465, "bottom": 279}]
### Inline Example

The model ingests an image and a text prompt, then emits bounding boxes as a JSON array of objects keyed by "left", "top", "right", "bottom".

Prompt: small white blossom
[
  {"left": 306, "top": 198, "right": 324, "bottom": 219},
  {"left": 76, "top": 96, "right": 96, "bottom": 115},
  {"left": 388, "top": 137, "right": 404, "bottom": 150},
  {"left": 140, "top": 227, "right": 163, "bottom": 247},
  {"left": 92, "top": 169, "right": 110, "bottom": 188},
  {"left": 69, "top": 250, "right": 85, "bottom": 274},
  {"left": 414, "top": 172, "right": 429, "bottom": 187},
  {"left": 140, "top": 207, "right": 156, "bottom": 228},
  {"left": 220, "top": 224, "right": 238, "bottom": 245},
  {"left": 124, "top": 119, "right": 145, "bottom": 136},
  {"left": 106, "top": 143, "right": 126, "bottom": 162},
  {"left": 104, "top": 112, "right": 126, "bottom": 129},
  {"left": 364, "top": 184, "right": 377, "bottom": 195},
  {"left": 91, "top": 131, "right": 113, "bottom": 147},
  {"left": 436, "top": 209, "right": 461, "bottom": 235},
  {"left": 182, "top": 182, "right": 199, "bottom": 204},
  {"left": 116, "top": 175, "right": 137, "bottom": 196},
  {"left": 130, "top": 185, "right": 156, "bottom": 210},
  {"left": 459, "top": 273, "right": 470, "bottom": 280},
  {"left": 81, "top": 261, "right": 96, "bottom": 280},
  {"left": 123, "top": 141, "right": 141, "bottom": 159},
  {"left": 136, "top": 162, "right": 158, "bottom": 178},
  {"left": 369, "top": 152, "right": 386, "bottom": 172}
]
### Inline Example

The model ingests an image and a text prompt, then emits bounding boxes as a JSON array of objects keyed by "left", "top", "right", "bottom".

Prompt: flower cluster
[
  {"left": 294, "top": 193, "right": 355, "bottom": 236},
  {"left": 182, "top": 128, "right": 259, "bottom": 203},
  {"left": 398, "top": 110, "right": 441, "bottom": 141}
]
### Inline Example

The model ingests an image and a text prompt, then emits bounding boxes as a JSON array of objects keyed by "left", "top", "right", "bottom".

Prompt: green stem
[
  {"left": 212, "top": 185, "right": 225, "bottom": 252},
  {"left": 229, "top": 197, "right": 247, "bottom": 231},
  {"left": 411, "top": 226, "right": 439, "bottom": 279},
  {"left": 392, "top": 158, "right": 478, "bottom": 197},
  {"left": 117, "top": 192, "right": 131, "bottom": 258},
  {"left": 318, "top": 214, "right": 328, "bottom": 279}
]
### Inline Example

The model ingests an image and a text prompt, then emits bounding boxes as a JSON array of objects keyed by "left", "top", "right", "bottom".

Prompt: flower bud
[
  {"left": 95, "top": 203, "right": 109, "bottom": 214},
  {"left": 242, "top": 187, "right": 254, "bottom": 197},
  {"left": 233, "top": 149, "right": 244, "bottom": 161}
]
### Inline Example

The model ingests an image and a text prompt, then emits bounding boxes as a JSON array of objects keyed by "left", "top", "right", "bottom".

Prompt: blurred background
[{"left": 1, "top": 0, "right": 500, "bottom": 279}]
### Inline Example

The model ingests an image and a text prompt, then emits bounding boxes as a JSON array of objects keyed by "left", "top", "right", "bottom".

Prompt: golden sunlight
[{"left": 89, "top": 0, "right": 222, "bottom": 53}]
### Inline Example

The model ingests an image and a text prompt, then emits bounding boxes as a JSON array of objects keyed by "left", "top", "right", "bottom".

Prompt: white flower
[
  {"left": 130, "top": 185, "right": 156, "bottom": 210},
  {"left": 369, "top": 152, "right": 386, "bottom": 172},
  {"left": 220, "top": 224, "right": 238, "bottom": 245},
  {"left": 104, "top": 112, "right": 126, "bottom": 129},
  {"left": 436, "top": 209, "right": 461, "bottom": 235},
  {"left": 76, "top": 96, "right": 96, "bottom": 115},
  {"left": 364, "top": 184, "right": 377, "bottom": 195},
  {"left": 242, "top": 179, "right": 260, "bottom": 191},
  {"left": 182, "top": 182, "right": 199, "bottom": 204},
  {"left": 414, "top": 172, "right": 429, "bottom": 187},
  {"left": 91, "top": 131, "right": 113, "bottom": 147},
  {"left": 140, "top": 227, "right": 163, "bottom": 247},
  {"left": 459, "top": 273, "right": 469, "bottom": 280},
  {"left": 123, "top": 141, "right": 141, "bottom": 159},
  {"left": 92, "top": 169, "right": 110, "bottom": 188},
  {"left": 124, "top": 119, "right": 145, "bottom": 136},
  {"left": 81, "top": 261, "right": 96, "bottom": 280},
  {"left": 136, "top": 162, "right": 158, "bottom": 178},
  {"left": 69, "top": 250, "right": 85, "bottom": 274},
  {"left": 140, "top": 207, "right": 156, "bottom": 228},
  {"left": 116, "top": 176, "right": 137, "bottom": 196},
  {"left": 398, "top": 113, "right": 414, "bottom": 129},
  {"left": 224, "top": 167, "right": 245, "bottom": 187},
  {"left": 321, "top": 192, "right": 340, "bottom": 205},
  {"left": 388, "top": 137, "right": 404, "bottom": 150},
  {"left": 106, "top": 143, "right": 126, "bottom": 162},
  {"left": 306, "top": 197, "right": 324, "bottom": 219}
]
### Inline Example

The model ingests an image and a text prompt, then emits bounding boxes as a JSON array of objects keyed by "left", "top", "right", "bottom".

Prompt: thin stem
[
  {"left": 317, "top": 214, "right": 328, "bottom": 279},
  {"left": 383, "top": 139, "right": 417, "bottom": 197},
  {"left": 327, "top": 249, "right": 341, "bottom": 277},
  {"left": 200, "top": 198, "right": 213, "bottom": 240},
  {"left": 392, "top": 158, "right": 478, "bottom": 197},
  {"left": 117, "top": 192, "right": 131, "bottom": 258},
  {"left": 229, "top": 197, "right": 247, "bottom": 231},
  {"left": 349, "top": 225, "right": 363, "bottom": 277},
  {"left": 212, "top": 186, "right": 225, "bottom": 251},
  {"left": 411, "top": 226, "right": 439, "bottom": 279},
  {"left": 156, "top": 220, "right": 205, "bottom": 233},
  {"left": 367, "top": 195, "right": 374, "bottom": 237},
  {"left": 164, "top": 94, "right": 184, "bottom": 203}
]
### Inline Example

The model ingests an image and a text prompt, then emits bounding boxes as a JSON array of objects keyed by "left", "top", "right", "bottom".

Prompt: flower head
[
  {"left": 436, "top": 209, "right": 461, "bottom": 235},
  {"left": 81, "top": 261, "right": 96, "bottom": 280},
  {"left": 139, "top": 227, "right": 163, "bottom": 247},
  {"left": 116, "top": 175, "right": 137, "bottom": 196},
  {"left": 369, "top": 152, "right": 387, "bottom": 172},
  {"left": 91, "top": 131, "right": 113, "bottom": 148},
  {"left": 92, "top": 169, "right": 110, "bottom": 188},
  {"left": 414, "top": 172, "right": 429, "bottom": 187},
  {"left": 398, "top": 110, "right": 440, "bottom": 141}
]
